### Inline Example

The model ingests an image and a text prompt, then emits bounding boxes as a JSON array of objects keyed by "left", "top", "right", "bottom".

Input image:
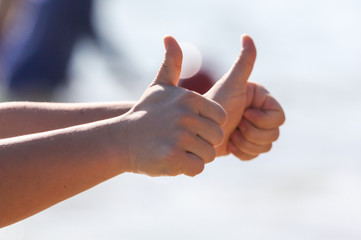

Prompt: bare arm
[
  {"left": 0, "top": 117, "right": 128, "bottom": 228},
  {"left": 0, "top": 101, "right": 135, "bottom": 139},
  {"left": 0, "top": 35, "right": 285, "bottom": 228},
  {"left": 0, "top": 36, "right": 226, "bottom": 228}
]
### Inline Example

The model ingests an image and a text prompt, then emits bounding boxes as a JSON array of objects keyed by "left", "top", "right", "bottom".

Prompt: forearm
[
  {"left": 0, "top": 117, "right": 128, "bottom": 228},
  {"left": 0, "top": 101, "right": 135, "bottom": 139}
]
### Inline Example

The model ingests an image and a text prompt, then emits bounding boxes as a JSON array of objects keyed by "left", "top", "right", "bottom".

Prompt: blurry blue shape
[{"left": 1, "top": 0, "right": 95, "bottom": 98}]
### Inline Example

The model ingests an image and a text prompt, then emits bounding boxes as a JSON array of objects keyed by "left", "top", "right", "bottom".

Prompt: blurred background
[{"left": 0, "top": 0, "right": 361, "bottom": 239}]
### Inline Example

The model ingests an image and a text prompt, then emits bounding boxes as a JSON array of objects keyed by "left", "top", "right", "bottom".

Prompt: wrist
[{"left": 106, "top": 115, "right": 133, "bottom": 174}]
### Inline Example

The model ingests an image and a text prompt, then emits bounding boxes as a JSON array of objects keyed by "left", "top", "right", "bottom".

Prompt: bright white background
[{"left": 1, "top": 0, "right": 361, "bottom": 239}]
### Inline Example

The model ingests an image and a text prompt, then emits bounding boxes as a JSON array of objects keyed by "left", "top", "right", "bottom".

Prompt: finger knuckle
[
  {"left": 279, "top": 112, "right": 286, "bottom": 125},
  {"left": 176, "top": 111, "right": 195, "bottom": 127},
  {"left": 204, "top": 147, "right": 216, "bottom": 164},
  {"left": 207, "top": 101, "right": 226, "bottom": 124},
  {"left": 176, "top": 130, "right": 192, "bottom": 146},
  {"left": 189, "top": 163, "right": 205, "bottom": 177},
  {"left": 168, "top": 168, "right": 180, "bottom": 176},
  {"left": 259, "top": 143, "right": 272, "bottom": 154},
  {"left": 180, "top": 91, "right": 198, "bottom": 106},
  {"left": 216, "top": 107, "right": 227, "bottom": 125},
  {"left": 214, "top": 127, "right": 225, "bottom": 146},
  {"left": 232, "top": 138, "right": 259, "bottom": 156},
  {"left": 209, "top": 147, "right": 217, "bottom": 161},
  {"left": 272, "top": 129, "right": 280, "bottom": 141},
  {"left": 265, "top": 143, "right": 273, "bottom": 152},
  {"left": 169, "top": 130, "right": 182, "bottom": 146}
]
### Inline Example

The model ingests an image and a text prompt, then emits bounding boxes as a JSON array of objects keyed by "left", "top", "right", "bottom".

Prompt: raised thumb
[
  {"left": 216, "top": 35, "right": 257, "bottom": 90},
  {"left": 152, "top": 36, "right": 183, "bottom": 86}
]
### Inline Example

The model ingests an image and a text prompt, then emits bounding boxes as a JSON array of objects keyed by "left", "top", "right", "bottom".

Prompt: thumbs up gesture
[
  {"left": 122, "top": 36, "right": 227, "bottom": 177},
  {"left": 204, "top": 35, "right": 285, "bottom": 160},
  {"left": 226, "top": 82, "right": 285, "bottom": 160}
]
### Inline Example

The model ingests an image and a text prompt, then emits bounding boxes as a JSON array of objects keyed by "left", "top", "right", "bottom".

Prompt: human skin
[
  {"left": 0, "top": 36, "right": 227, "bottom": 228},
  {"left": 204, "top": 35, "right": 285, "bottom": 159},
  {"left": 0, "top": 36, "right": 285, "bottom": 161},
  {"left": 0, "top": 84, "right": 284, "bottom": 162},
  {"left": 0, "top": 101, "right": 136, "bottom": 139},
  {"left": 0, "top": 35, "right": 285, "bottom": 228},
  {"left": 228, "top": 81, "right": 285, "bottom": 160}
]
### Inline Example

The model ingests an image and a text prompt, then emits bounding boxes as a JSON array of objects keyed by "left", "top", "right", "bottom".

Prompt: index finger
[
  {"left": 195, "top": 94, "right": 227, "bottom": 126},
  {"left": 244, "top": 108, "right": 285, "bottom": 129}
]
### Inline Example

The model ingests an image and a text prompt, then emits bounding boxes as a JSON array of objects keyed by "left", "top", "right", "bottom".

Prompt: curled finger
[
  {"left": 239, "top": 119, "right": 280, "bottom": 145},
  {"left": 230, "top": 128, "right": 272, "bottom": 156},
  {"left": 228, "top": 142, "right": 258, "bottom": 161}
]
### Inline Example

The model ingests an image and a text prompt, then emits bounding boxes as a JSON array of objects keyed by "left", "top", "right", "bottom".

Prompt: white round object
[{"left": 179, "top": 42, "right": 202, "bottom": 79}]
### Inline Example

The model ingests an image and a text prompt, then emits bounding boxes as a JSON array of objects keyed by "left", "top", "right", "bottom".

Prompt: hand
[
  {"left": 228, "top": 82, "right": 285, "bottom": 160},
  {"left": 122, "top": 36, "right": 227, "bottom": 177},
  {"left": 204, "top": 35, "right": 257, "bottom": 158},
  {"left": 204, "top": 35, "right": 285, "bottom": 161}
]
